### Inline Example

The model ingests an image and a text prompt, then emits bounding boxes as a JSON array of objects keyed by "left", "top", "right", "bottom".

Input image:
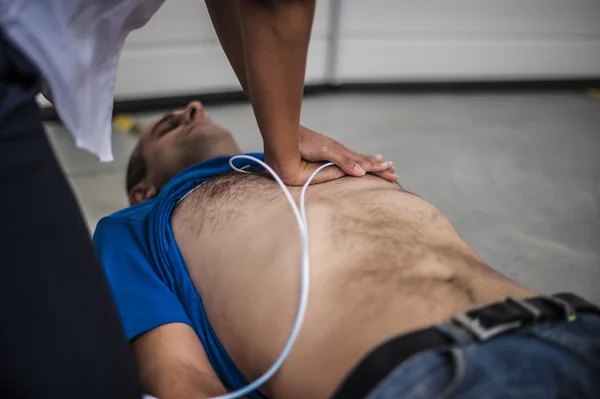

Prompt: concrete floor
[{"left": 46, "top": 92, "right": 600, "bottom": 304}]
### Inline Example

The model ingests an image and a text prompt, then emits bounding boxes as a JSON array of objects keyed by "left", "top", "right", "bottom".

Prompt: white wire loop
[{"left": 207, "top": 155, "right": 333, "bottom": 399}]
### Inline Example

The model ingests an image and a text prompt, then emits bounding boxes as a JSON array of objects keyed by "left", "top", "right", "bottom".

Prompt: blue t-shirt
[{"left": 93, "top": 153, "right": 266, "bottom": 398}]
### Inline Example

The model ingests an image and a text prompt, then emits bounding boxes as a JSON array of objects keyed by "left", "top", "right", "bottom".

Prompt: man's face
[
  {"left": 129, "top": 101, "right": 240, "bottom": 204},
  {"left": 142, "top": 102, "right": 239, "bottom": 185}
]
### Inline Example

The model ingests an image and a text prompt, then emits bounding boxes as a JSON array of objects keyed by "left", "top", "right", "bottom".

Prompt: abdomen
[{"left": 173, "top": 174, "right": 534, "bottom": 399}]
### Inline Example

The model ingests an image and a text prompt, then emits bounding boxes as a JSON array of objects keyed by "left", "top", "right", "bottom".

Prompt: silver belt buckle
[{"left": 453, "top": 302, "right": 522, "bottom": 341}]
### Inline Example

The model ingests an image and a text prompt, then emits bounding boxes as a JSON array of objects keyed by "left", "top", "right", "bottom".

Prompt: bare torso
[{"left": 172, "top": 173, "right": 535, "bottom": 399}]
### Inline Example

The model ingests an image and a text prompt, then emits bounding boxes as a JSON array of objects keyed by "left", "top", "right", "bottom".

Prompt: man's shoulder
[
  {"left": 94, "top": 152, "right": 264, "bottom": 244},
  {"left": 93, "top": 200, "right": 155, "bottom": 245},
  {"left": 108, "top": 199, "right": 155, "bottom": 222}
]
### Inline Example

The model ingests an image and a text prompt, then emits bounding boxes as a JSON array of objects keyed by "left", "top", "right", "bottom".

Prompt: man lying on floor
[{"left": 94, "top": 102, "right": 600, "bottom": 399}]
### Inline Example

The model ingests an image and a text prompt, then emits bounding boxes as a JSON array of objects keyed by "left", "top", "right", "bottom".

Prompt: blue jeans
[{"left": 369, "top": 315, "right": 600, "bottom": 398}]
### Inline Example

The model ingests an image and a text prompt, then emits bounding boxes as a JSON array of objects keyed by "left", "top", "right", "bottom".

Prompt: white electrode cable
[{"left": 207, "top": 155, "right": 333, "bottom": 399}]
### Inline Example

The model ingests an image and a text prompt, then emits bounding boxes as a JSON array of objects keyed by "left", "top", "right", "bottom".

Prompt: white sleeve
[{"left": 0, "top": 0, "right": 165, "bottom": 162}]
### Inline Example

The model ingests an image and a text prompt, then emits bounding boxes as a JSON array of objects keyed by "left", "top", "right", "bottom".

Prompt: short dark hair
[{"left": 126, "top": 143, "right": 147, "bottom": 194}]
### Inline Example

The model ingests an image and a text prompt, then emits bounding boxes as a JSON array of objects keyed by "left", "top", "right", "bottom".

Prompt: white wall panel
[
  {"left": 115, "top": 39, "right": 329, "bottom": 99},
  {"left": 337, "top": 40, "right": 600, "bottom": 82},
  {"left": 115, "top": 0, "right": 330, "bottom": 100},
  {"left": 123, "top": 0, "right": 216, "bottom": 47},
  {"left": 40, "top": 0, "right": 600, "bottom": 107},
  {"left": 335, "top": 0, "right": 600, "bottom": 82},
  {"left": 340, "top": 1, "right": 600, "bottom": 36},
  {"left": 124, "top": 0, "right": 330, "bottom": 48}
]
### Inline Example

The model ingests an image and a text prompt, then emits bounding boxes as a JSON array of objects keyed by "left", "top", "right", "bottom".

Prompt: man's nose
[{"left": 183, "top": 101, "right": 203, "bottom": 124}]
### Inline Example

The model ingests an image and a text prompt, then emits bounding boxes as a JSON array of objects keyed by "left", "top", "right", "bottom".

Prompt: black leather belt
[{"left": 332, "top": 293, "right": 600, "bottom": 399}]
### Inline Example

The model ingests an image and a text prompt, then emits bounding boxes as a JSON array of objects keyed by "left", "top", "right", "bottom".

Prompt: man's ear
[{"left": 129, "top": 182, "right": 158, "bottom": 205}]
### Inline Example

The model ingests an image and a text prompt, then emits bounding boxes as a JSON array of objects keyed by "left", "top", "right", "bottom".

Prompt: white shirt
[{"left": 0, "top": 0, "right": 165, "bottom": 162}]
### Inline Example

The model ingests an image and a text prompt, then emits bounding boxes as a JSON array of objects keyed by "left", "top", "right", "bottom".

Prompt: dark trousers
[{"left": 0, "top": 32, "right": 140, "bottom": 398}]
